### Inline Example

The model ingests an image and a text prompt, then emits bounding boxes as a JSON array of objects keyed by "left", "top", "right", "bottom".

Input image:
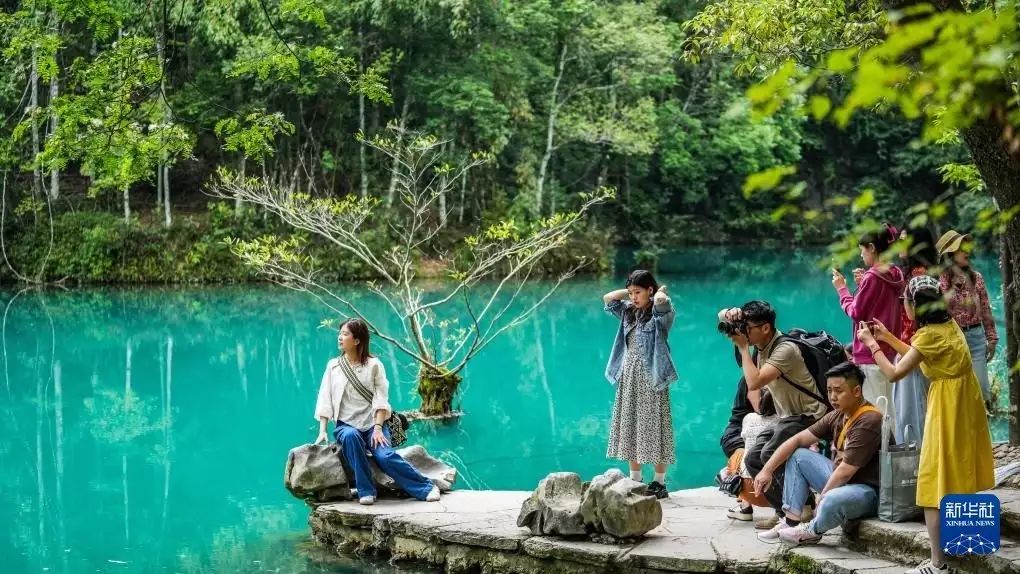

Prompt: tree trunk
[
  {"left": 358, "top": 23, "right": 368, "bottom": 198},
  {"left": 47, "top": 61, "right": 59, "bottom": 201},
  {"left": 30, "top": 49, "right": 42, "bottom": 210},
  {"left": 152, "top": 6, "right": 171, "bottom": 228},
  {"left": 156, "top": 167, "right": 163, "bottom": 209},
  {"left": 123, "top": 186, "right": 131, "bottom": 223},
  {"left": 162, "top": 165, "right": 171, "bottom": 227},
  {"left": 537, "top": 43, "right": 568, "bottom": 218},
  {"left": 416, "top": 367, "right": 461, "bottom": 416},
  {"left": 962, "top": 118, "right": 1020, "bottom": 443}
]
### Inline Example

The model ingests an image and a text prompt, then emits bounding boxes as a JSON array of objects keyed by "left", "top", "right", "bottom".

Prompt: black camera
[{"left": 717, "top": 320, "right": 748, "bottom": 336}]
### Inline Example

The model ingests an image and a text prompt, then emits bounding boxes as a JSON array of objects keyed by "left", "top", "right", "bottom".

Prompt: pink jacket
[{"left": 837, "top": 265, "right": 905, "bottom": 364}]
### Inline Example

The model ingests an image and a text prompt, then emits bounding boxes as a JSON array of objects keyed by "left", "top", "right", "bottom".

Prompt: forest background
[{"left": 0, "top": 0, "right": 994, "bottom": 283}]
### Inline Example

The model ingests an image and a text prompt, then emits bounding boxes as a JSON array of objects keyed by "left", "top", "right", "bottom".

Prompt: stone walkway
[{"left": 308, "top": 486, "right": 1020, "bottom": 573}]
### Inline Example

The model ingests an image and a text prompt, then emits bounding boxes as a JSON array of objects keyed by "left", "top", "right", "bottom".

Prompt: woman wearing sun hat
[
  {"left": 936, "top": 229, "right": 999, "bottom": 410},
  {"left": 857, "top": 274, "right": 994, "bottom": 574}
]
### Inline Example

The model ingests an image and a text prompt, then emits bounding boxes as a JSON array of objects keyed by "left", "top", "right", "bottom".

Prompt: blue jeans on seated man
[
  {"left": 333, "top": 422, "right": 434, "bottom": 500},
  {"left": 782, "top": 448, "right": 878, "bottom": 535}
]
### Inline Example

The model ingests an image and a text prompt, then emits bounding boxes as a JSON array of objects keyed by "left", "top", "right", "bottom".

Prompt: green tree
[
  {"left": 686, "top": 0, "right": 1020, "bottom": 440},
  {"left": 507, "top": 0, "right": 678, "bottom": 216}
]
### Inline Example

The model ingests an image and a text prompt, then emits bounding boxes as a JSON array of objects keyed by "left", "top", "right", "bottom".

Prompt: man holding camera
[{"left": 718, "top": 301, "right": 829, "bottom": 533}]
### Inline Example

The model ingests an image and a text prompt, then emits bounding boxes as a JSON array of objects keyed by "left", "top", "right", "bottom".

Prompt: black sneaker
[{"left": 647, "top": 481, "right": 669, "bottom": 499}]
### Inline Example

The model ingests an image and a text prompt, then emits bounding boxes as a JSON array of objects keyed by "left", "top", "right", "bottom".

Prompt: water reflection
[
  {"left": 0, "top": 249, "right": 1007, "bottom": 573},
  {"left": 1, "top": 288, "right": 335, "bottom": 572}
]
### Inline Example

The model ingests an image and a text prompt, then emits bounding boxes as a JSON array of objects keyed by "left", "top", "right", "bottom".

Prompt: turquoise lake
[{"left": 1, "top": 248, "right": 1008, "bottom": 572}]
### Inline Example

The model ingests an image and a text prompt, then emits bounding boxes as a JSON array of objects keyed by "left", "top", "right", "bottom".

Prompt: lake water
[{"left": 1, "top": 248, "right": 1007, "bottom": 573}]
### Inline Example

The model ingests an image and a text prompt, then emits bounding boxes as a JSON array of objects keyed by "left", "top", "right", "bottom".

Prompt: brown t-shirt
[{"left": 807, "top": 403, "right": 883, "bottom": 488}]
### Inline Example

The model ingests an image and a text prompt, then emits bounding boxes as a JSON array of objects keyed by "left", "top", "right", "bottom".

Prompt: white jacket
[{"left": 313, "top": 357, "right": 392, "bottom": 428}]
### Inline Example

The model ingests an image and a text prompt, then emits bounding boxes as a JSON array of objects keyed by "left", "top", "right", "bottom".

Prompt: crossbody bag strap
[
  {"left": 778, "top": 371, "right": 829, "bottom": 406},
  {"left": 836, "top": 405, "right": 880, "bottom": 450},
  {"left": 772, "top": 336, "right": 830, "bottom": 407},
  {"left": 338, "top": 356, "right": 374, "bottom": 404}
]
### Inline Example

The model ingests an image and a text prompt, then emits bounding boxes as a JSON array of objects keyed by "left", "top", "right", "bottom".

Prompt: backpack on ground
[{"left": 774, "top": 329, "right": 846, "bottom": 412}]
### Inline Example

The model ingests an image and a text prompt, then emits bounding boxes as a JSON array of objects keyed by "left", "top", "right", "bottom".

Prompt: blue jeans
[
  {"left": 782, "top": 448, "right": 878, "bottom": 535},
  {"left": 333, "top": 422, "right": 434, "bottom": 500},
  {"left": 962, "top": 325, "right": 991, "bottom": 402}
]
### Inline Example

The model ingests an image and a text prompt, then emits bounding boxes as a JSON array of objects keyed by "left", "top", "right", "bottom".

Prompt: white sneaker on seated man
[{"left": 751, "top": 362, "right": 883, "bottom": 546}]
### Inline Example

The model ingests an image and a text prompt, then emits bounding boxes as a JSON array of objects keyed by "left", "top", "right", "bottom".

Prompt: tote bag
[{"left": 876, "top": 397, "right": 923, "bottom": 522}]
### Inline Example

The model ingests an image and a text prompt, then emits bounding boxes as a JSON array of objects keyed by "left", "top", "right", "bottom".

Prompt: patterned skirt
[{"left": 606, "top": 330, "right": 676, "bottom": 465}]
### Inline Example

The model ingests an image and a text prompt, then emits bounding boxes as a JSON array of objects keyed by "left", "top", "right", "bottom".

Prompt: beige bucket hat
[{"left": 935, "top": 229, "right": 969, "bottom": 258}]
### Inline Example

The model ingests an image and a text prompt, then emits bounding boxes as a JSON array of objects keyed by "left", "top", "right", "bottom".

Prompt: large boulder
[
  {"left": 285, "top": 444, "right": 350, "bottom": 502},
  {"left": 518, "top": 469, "right": 663, "bottom": 540},
  {"left": 579, "top": 469, "right": 661, "bottom": 538},
  {"left": 516, "top": 472, "right": 587, "bottom": 537},
  {"left": 285, "top": 443, "right": 457, "bottom": 502}
]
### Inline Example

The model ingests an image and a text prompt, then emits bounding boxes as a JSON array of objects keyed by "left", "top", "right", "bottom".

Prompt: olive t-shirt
[
  {"left": 807, "top": 404, "right": 883, "bottom": 488},
  {"left": 760, "top": 333, "right": 828, "bottom": 420}
]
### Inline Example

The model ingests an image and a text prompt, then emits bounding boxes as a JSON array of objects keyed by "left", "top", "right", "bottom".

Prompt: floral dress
[{"left": 606, "top": 326, "right": 676, "bottom": 464}]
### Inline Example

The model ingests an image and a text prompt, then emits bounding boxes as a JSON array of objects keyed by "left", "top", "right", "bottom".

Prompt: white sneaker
[
  {"left": 778, "top": 523, "right": 822, "bottom": 546},
  {"left": 426, "top": 485, "right": 441, "bottom": 502},
  {"left": 904, "top": 559, "right": 947, "bottom": 574},
  {"left": 757, "top": 518, "right": 790, "bottom": 544},
  {"left": 358, "top": 495, "right": 376, "bottom": 505}
]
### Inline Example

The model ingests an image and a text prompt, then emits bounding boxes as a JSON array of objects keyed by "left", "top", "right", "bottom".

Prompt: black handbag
[{"left": 337, "top": 356, "right": 409, "bottom": 447}]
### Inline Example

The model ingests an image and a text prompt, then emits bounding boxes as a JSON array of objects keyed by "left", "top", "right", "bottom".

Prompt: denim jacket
[{"left": 604, "top": 298, "right": 677, "bottom": 391}]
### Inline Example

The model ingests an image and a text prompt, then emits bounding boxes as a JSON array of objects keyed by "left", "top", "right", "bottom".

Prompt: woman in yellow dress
[{"left": 857, "top": 274, "right": 993, "bottom": 574}]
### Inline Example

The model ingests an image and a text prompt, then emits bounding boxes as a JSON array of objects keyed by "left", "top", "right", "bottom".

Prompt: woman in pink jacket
[{"left": 831, "top": 223, "right": 905, "bottom": 429}]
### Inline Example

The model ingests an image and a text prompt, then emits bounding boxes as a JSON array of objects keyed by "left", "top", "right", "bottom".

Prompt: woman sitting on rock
[{"left": 314, "top": 318, "right": 440, "bottom": 505}]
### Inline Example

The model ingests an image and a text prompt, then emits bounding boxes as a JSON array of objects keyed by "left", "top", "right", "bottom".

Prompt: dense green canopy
[{"left": 0, "top": 0, "right": 992, "bottom": 284}]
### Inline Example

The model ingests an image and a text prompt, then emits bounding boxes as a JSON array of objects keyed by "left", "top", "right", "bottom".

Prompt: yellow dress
[{"left": 912, "top": 321, "right": 994, "bottom": 508}]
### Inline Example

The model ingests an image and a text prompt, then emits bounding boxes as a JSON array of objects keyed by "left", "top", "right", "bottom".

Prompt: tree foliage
[
  {"left": 0, "top": 0, "right": 998, "bottom": 284},
  {"left": 685, "top": 0, "right": 1019, "bottom": 255}
]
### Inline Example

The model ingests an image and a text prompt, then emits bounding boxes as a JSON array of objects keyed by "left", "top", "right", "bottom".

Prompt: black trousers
[{"left": 743, "top": 414, "right": 817, "bottom": 513}]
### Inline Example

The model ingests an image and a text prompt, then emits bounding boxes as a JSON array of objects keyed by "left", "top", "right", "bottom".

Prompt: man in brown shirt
[{"left": 751, "top": 362, "right": 882, "bottom": 546}]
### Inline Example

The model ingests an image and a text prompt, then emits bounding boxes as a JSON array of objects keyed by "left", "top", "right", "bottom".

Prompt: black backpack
[{"left": 773, "top": 329, "right": 847, "bottom": 412}]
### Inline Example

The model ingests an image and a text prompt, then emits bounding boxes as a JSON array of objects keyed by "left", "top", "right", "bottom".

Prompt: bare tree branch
[{"left": 208, "top": 127, "right": 612, "bottom": 414}]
